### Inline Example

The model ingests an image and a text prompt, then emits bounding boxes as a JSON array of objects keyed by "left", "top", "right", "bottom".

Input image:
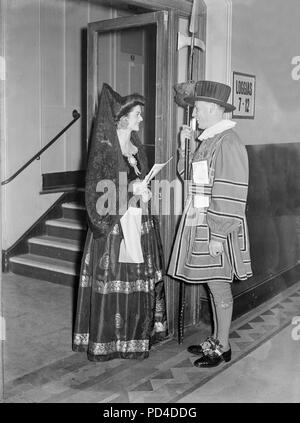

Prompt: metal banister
[{"left": 1, "top": 109, "right": 81, "bottom": 186}]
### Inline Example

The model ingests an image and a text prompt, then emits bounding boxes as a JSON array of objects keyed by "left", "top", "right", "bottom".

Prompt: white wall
[
  {"left": 204, "top": 0, "right": 300, "bottom": 145},
  {"left": 231, "top": 0, "right": 300, "bottom": 145},
  {"left": 205, "top": 0, "right": 232, "bottom": 85},
  {"left": 1, "top": 0, "right": 113, "bottom": 249}
]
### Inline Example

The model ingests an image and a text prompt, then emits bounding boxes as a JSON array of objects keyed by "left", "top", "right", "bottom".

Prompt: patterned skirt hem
[{"left": 72, "top": 346, "right": 149, "bottom": 361}]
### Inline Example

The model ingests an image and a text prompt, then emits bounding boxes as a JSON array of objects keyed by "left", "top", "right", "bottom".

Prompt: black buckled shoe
[
  {"left": 194, "top": 345, "right": 231, "bottom": 368},
  {"left": 187, "top": 336, "right": 217, "bottom": 356}
]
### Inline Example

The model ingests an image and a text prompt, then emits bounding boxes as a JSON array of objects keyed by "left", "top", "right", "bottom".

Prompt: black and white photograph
[{"left": 0, "top": 0, "right": 299, "bottom": 409}]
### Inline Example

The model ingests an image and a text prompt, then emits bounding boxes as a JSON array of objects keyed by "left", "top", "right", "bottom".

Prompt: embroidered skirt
[{"left": 73, "top": 215, "right": 167, "bottom": 361}]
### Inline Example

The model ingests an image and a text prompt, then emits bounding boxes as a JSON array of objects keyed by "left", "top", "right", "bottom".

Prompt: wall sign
[{"left": 232, "top": 72, "right": 256, "bottom": 119}]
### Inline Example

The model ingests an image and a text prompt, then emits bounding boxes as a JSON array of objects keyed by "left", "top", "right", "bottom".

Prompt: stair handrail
[{"left": 1, "top": 109, "right": 81, "bottom": 186}]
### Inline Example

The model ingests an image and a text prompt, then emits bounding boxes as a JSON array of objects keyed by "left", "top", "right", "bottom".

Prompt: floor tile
[{"left": 2, "top": 272, "right": 300, "bottom": 403}]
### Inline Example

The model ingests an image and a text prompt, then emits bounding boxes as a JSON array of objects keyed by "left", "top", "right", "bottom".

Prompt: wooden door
[{"left": 87, "top": 11, "right": 172, "bottom": 164}]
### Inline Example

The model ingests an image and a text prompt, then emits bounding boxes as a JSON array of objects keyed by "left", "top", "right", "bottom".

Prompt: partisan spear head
[
  {"left": 177, "top": 32, "right": 205, "bottom": 52},
  {"left": 175, "top": 0, "right": 205, "bottom": 109},
  {"left": 177, "top": 0, "right": 205, "bottom": 53}
]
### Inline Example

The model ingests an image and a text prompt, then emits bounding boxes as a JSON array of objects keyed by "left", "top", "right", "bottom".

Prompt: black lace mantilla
[{"left": 85, "top": 83, "right": 148, "bottom": 238}]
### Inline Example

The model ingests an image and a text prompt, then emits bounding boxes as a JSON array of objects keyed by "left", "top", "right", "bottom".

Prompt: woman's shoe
[
  {"left": 193, "top": 345, "right": 231, "bottom": 368},
  {"left": 187, "top": 336, "right": 218, "bottom": 356}
]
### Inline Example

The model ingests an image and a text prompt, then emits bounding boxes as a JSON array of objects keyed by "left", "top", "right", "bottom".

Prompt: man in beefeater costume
[{"left": 168, "top": 80, "right": 252, "bottom": 368}]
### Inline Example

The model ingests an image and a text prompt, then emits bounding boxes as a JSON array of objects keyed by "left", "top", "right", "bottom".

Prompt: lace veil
[{"left": 85, "top": 83, "right": 147, "bottom": 237}]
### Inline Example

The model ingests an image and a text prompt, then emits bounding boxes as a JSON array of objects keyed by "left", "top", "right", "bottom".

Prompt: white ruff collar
[{"left": 198, "top": 119, "right": 236, "bottom": 140}]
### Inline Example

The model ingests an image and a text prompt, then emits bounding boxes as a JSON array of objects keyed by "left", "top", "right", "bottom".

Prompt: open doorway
[
  {"left": 96, "top": 24, "right": 157, "bottom": 167},
  {"left": 87, "top": 11, "right": 173, "bottom": 170}
]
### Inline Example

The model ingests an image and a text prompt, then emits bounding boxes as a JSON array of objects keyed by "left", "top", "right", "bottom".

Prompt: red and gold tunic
[{"left": 168, "top": 127, "right": 252, "bottom": 283}]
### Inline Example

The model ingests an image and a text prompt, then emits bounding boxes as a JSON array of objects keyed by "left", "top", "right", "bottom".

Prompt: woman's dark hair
[{"left": 114, "top": 93, "right": 145, "bottom": 122}]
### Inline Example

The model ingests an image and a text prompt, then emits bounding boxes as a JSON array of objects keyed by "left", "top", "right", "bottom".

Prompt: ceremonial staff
[{"left": 174, "top": 0, "right": 205, "bottom": 344}]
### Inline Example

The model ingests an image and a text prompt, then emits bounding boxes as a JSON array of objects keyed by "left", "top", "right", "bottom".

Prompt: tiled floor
[
  {"left": 2, "top": 272, "right": 300, "bottom": 403},
  {"left": 178, "top": 324, "right": 300, "bottom": 403}
]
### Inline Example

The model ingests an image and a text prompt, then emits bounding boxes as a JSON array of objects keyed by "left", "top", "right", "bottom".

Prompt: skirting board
[{"left": 199, "top": 263, "right": 300, "bottom": 324}]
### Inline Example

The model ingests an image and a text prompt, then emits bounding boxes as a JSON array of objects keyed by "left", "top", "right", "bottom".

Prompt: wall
[
  {"left": 205, "top": 0, "right": 300, "bottom": 144},
  {"left": 231, "top": 0, "right": 300, "bottom": 145},
  {"left": 1, "top": 0, "right": 114, "bottom": 249},
  {"left": 230, "top": 0, "right": 300, "bottom": 311},
  {"left": 204, "top": 0, "right": 232, "bottom": 85}
]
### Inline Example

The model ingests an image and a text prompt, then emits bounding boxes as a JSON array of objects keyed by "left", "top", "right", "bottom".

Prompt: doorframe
[{"left": 101, "top": 0, "right": 197, "bottom": 14}]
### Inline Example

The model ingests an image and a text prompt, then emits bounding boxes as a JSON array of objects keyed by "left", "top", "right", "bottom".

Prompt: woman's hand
[{"left": 132, "top": 180, "right": 152, "bottom": 203}]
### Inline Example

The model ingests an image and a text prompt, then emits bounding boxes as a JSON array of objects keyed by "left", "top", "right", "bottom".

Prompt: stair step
[
  {"left": 29, "top": 235, "right": 82, "bottom": 250},
  {"left": 45, "top": 218, "right": 86, "bottom": 230},
  {"left": 9, "top": 254, "right": 79, "bottom": 286},
  {"left": 62, "top": 202, "right": 85, "bottom": 210},
  {"left": 45, "top": 218, "right": 87, "bottom": 240},
  {"left": 10, "top": 254, "right": 77, "bottom": 274},
  {"left": 28, "top": 235, "right": 84, "bottom": 262},
  {"left": 61, "top": 201, "right": 86, "bottom": 220}
]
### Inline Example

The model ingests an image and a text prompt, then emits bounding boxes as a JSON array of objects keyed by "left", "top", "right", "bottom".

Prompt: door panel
[
  {"left": 117, "top": 27, "right": 145, "bottom": 94},
  {"left": 88, "top": 12, "right": 166, "bottom": 166}
]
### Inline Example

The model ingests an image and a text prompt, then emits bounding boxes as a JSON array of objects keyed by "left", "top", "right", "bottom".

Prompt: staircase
[{"left": 9, "top": 194, "right": 87, "bottom": 286}]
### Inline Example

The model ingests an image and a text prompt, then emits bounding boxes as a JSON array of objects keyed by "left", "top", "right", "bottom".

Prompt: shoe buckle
[
  {"left": 214, "top": 341, "right": 226, "bottom": 356},
  {"left": 202, "top": 337, "right": 217, "bottom": 351},
  {"left": 214, "top": 346, "right": 223, "bottom": 356},
  {"left": 201, "top": 341, "right": 212, "bottom": 352}
]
